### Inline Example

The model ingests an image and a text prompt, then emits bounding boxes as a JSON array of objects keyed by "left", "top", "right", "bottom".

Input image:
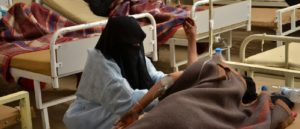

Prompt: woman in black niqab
[{"left": 95, "top": 16, "right": 154, "bottom": 90}]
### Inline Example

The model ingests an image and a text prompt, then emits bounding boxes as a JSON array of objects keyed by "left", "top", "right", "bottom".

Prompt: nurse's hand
[{"left": 114, "top": 109, "right": 140, "bottom": 129}]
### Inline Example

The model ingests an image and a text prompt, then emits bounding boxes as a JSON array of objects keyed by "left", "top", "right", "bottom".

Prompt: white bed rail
[
  {"left": 192, "top": 0, "right": 251, "bottom": 34},
  {"left": 215, "top": 0, "right": 288, "bottom": 7},
  {"left": 168, "top": 0, "right": 251, "bottom": 71},
  {"left": 50, "top": 13, "right": 157, "bottom": 89},
  {"left": 276, "top": 3, "right": 300, "bottom": 46},
  {"left": 192, "top": 0, "right": 251, "bottom": 55},
  {"left": 228, "top": 34, "right": 300, "bottom": 87},
  {"left": 240, "top": 34, "right": 300, "bottom": 63},
  {"left": 0, "top": 91, "right": 32, "bottom": 129}
]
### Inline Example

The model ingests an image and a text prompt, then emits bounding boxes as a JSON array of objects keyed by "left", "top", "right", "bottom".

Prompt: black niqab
[{"left": 95, "top": 16, "right": 154, "bottom": 90}]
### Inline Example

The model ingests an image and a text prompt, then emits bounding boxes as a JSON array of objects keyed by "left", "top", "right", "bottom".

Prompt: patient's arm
[
  {"left": 114, "top": 71, "right": 183, "bottom": 129},
  {"left": 184, "top": 17, "right": 197, "bottom": 66}
]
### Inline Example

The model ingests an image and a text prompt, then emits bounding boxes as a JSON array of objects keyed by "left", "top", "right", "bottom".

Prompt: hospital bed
[
  {"left": 252, "top": 4, "right": 300, "bottom": 46},
  {"left": 214, "top": 0, "right": 300, "bottom": 47},
  {"left": 166, "top": 0, "right": 251, "bottom": 71},
  {"left": 6, "top": 13, "right": 157, "bottom": 129},
  {"left": 226, "top": 34, "right": 300, "bottom": 87}
]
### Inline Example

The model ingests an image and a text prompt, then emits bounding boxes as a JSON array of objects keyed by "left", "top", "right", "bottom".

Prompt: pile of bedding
[
  {"left": 0, "top": 3, "right": 102, "bottom": 81},
  {"left": 85, "top": 0, "right": 199, "bottom": 46}
]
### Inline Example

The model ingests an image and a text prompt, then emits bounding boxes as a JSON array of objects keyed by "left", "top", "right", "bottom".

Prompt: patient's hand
[
  {"left": 183, "top": 17, "right": 198, "bottom": 65},
  {"left": 114, "top": 109, "right": 140, "bottom": 129},
  {"left": 183, "top": 17, "right": 196, "bottom": 44}
]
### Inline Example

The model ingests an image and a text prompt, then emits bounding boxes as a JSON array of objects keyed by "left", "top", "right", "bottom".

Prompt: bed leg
[
  {"left": 247, "top": 70, "right": 254, "bottom": 78},
  {"left": 225, "top": 31, "right": 232, "bottom": 61},
  {"left": 41, "top": 108, "right": 50, "bottom": 129},
  {"left": 285, "top": 74, "right": 295, "bottom": 88},
  {"left": 34, "top": 80, "right": 50, "bottom": 129},
  {"left": 19, "top": 92, "right": 33, "bottom": 129},
  {"left": 169, "top": 40, "right": 178, "bottom": 71}
]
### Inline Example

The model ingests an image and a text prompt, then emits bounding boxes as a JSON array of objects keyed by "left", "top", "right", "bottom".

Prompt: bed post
[
  {"left": 247, "top": 0, "right": 251, "bottom": 31},
  {"left": 34, "top": 0, "right": 41, "bottom": 4},
  {"left": 208, "top": 0, "right": 214, "bottom": 57}
]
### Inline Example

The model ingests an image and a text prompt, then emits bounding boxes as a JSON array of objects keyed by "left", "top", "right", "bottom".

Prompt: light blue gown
[{"left": 63, "top": 49, "right": 165, "bottom": 129}]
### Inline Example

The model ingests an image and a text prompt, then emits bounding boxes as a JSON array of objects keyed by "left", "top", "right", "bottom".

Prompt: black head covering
[
  {"left": 285, "top": 0, "right": 300, "bottom": 6},
  {"left": 95, "top": 16, "right": 154, "bottom": 90}
]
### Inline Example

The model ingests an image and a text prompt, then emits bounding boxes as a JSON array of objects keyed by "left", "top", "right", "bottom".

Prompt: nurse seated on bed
[{"left": 63, "top": 16, "right": 197, "bottom": 129}]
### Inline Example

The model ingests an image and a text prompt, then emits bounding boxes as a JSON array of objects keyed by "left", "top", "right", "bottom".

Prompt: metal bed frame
[
  {"left": 0, "top": 91, "right": 32, "bottom": 129},
  {"left": 166, "top": 0, "right": 251, "bottom": 71},
  {"left": 227, "top": 34, "right": 300, "bottom": 87}
]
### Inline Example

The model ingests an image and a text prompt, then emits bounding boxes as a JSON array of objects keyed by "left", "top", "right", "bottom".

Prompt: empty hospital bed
[
  {"left": 227, "top": 34, "right": 300, "bottom": 87},
  {"left": 215, "top": 0, "right": 300, "bottom": 46},
  {"left": 4, "top": 12, "right": 157, "bottom": 129},
  {"left": 252, "top": 4, "right": 300, "bottom": 46},
  {"left": 166, "top": 0, "right": 251, "bottom": 71}
]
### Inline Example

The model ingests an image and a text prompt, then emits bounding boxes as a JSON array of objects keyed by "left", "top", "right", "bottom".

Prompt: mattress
[
  {"left": 10, "top": 50, "right": 51, "bottom": 75},
  {"left": 245, "top": 42, "right": 300, "bottom": 70},
  {"left": 252, "top": 7, "right": 300, "bottom": 29},
  {"left": 43, "top": 0, "right": 107, "bottom": 24}
]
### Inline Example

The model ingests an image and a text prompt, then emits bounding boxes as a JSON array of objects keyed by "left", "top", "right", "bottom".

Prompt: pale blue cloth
[{"left": 63, "top": 49, "right": 165, "bottom": 129}]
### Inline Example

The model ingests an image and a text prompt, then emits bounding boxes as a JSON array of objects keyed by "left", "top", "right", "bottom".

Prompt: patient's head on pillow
[{"left": 95, "top": 16, "right": 154, "bottom": 90}]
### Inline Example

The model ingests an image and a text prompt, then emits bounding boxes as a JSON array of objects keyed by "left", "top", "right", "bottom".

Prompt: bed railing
[
  {"left": 215, "top": 0, "right": 288, "bottom": 7},
  {"left": 227, "top": 34, "right": 300, "bottom": 87},
  {"left": 0, "top": 91, "right": 32, "bottom": 129},
  {"left": 166, "top": 0, "right": 251, "bottom": 71},
  {"left": 192, "top": 0, "right": 251, "bottom": 55},
  {"left": 276, "top": 3, "right": 300, "bottom": 45}
]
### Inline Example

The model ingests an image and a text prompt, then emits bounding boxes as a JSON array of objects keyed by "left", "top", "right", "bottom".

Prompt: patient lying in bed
[{"left": 115, "top": 51, "right": 297, "bottom": 129}]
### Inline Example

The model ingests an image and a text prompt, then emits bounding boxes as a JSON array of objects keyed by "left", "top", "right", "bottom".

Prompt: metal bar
[
  {"left": 0, "top": 91, "right": 32, "bottom": 129},
  {"left": 19, "top": 92, "right": 33, "bottom": 129},
  {"left": 209, "top": 0, "right": 214, "bottom": 57},
  {"left": 226, "top": 61, "right": 300, "bottom": 76},
  {"left": 276, "top": 10, "right": 283, "bottom": 46},
  {"left": 240, "top": 34, "right": 300, "bottom": 62}
]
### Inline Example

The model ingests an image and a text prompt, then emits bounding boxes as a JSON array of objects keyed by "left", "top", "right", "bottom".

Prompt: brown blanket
[{"left": 127, "top": 56, "right": 295, "bottom": 129}]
